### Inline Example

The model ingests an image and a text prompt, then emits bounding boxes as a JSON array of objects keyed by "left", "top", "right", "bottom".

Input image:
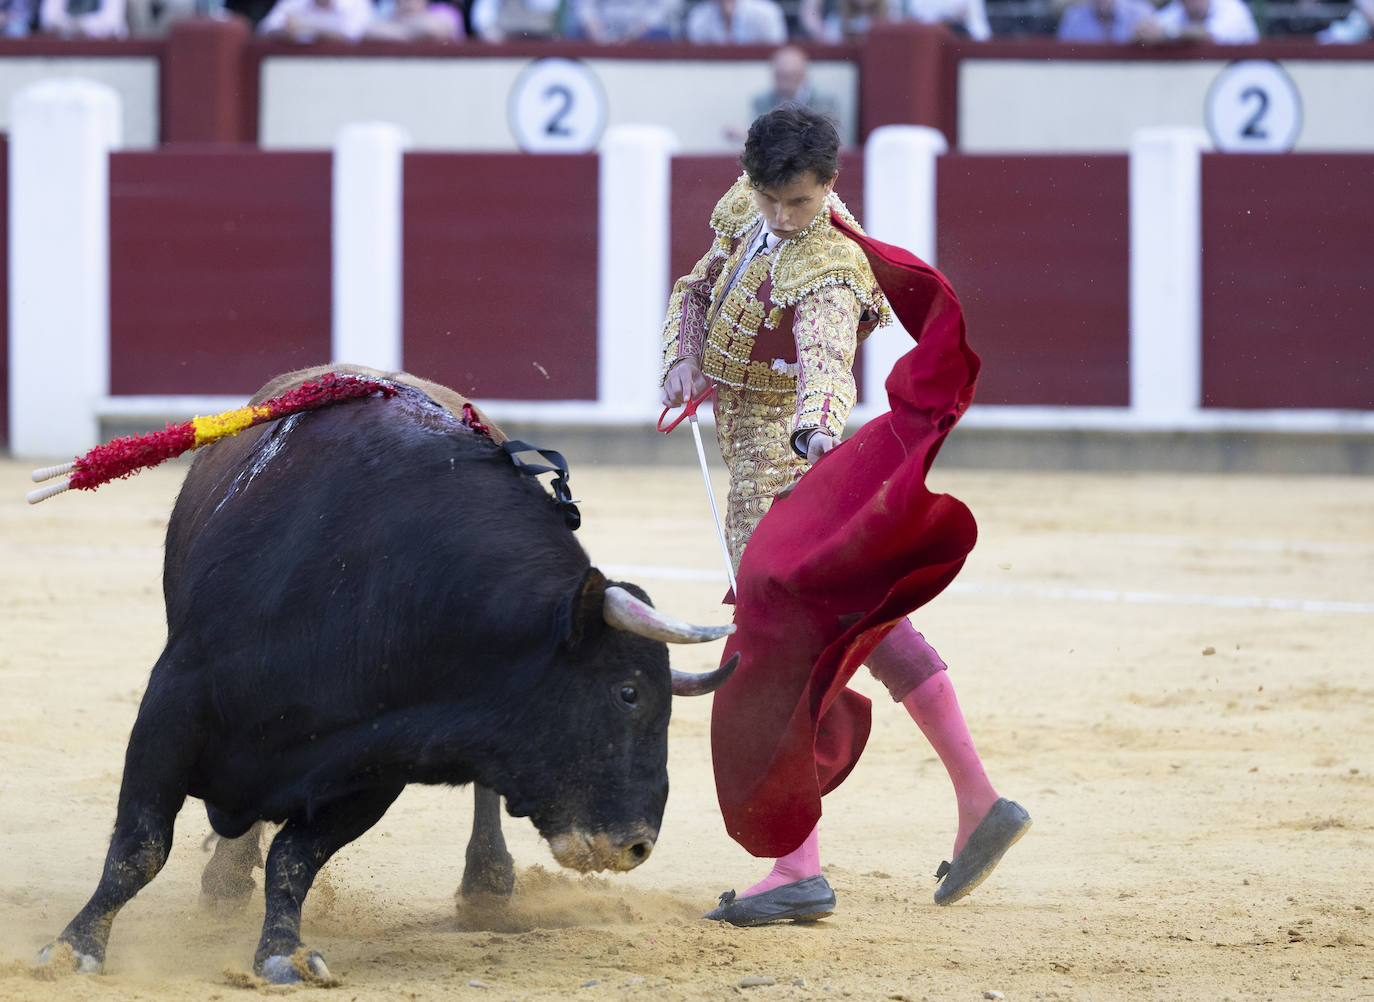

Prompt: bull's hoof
[
  {"left": 460, "top": 858, "right": 516, "bottom": 899},
  {"left": 38, "top": 941, "right": 102, "bottom": 974},
  {"left": 199, "top": 854, "right": 258, "bottom": 913},
  {"left": 259, "top": 950, "right": 332, "bottom": 985}
]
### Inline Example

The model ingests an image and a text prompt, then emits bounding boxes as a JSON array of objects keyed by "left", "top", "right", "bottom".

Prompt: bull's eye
[{"left": 619, "top": 685, "right": 638, "bottom": 706}]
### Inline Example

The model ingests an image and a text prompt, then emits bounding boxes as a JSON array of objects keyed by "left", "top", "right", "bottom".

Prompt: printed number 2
[
  {"left": 1239, "top": 85, "right": 1269, "bottom": 140},
  {"left": 1204, "top": 61, "right": 1299, "bottom": 152},
  {"left": 510, "top": 58, "right": 606, "bottom": 152},
  {"left": 544, "top": 84, "right": 573, "bottom": 137}
]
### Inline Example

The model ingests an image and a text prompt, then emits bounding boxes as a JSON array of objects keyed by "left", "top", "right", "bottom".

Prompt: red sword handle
[{"left": 657, "top": 384, "right": 716, "bottom": 434}]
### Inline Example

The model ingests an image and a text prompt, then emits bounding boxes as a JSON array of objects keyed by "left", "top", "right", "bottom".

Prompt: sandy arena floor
[{"left": 1, "top": 448, "right": 1371, "bottom": 1001}]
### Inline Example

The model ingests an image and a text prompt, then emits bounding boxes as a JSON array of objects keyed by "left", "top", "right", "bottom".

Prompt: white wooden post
[
  {"left": 597, "top": 124, "right": 678, "bottom": 422},
  {"left": 8, "top": 79, "right": 122, "bottom": 459},
  {"left": 332, "top": 122, "right": 411, "bottom": 372},
  {"left": 861, "top": 125, "right": 946, "bottom": 415},
  {"left": 1129, "top": 127, "right": 1211, "bottom": 425}
]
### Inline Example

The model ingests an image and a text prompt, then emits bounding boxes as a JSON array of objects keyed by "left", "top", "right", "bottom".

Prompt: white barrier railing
[
  {"left": 862, "top": 124, "right": 945, "bottom": 414},
  {"left": 1129, "top": 126, "right": 1210, "bottom": 426},
  {"left": 6, "top": 86, "right": 1372, "bottom": 460},
  {"left": 597, "top": 123, "right": 678, "bottom": 423},
  {"left": 8, "top": 79, "right": 120, "bottom": 459},
  {"left": 332, "top": 121, "right": 410, "bottom": 374}
]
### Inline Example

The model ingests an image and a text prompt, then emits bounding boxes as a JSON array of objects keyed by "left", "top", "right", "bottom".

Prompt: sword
[{"left": 658, "top": 384, "right": 736, "bottom": 596}]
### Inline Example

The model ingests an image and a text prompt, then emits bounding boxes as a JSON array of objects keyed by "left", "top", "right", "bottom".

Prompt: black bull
[{"left": 41, "top": 368, "right": 737, "bottom": 982}]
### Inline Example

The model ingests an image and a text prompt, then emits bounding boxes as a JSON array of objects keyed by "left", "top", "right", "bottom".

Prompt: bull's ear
[{"left": 562, "top": 566, "right": 608, "bottom": 650}]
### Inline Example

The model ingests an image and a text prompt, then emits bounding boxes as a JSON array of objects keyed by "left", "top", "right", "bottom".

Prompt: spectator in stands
[
  {"left": 567, "top": 0, "right": 681, "bottom": 40},
  {"left": 1133, "top": 0, "right": 1258, "bottom": 42},
  {"left": 685, "top": 0, "right": 787, "bottom": 42},
  {"left": 752, "top": 45, "right": 839, "bottom": 119},
  {"left": 901, "top": 0, "right": 991, "bottom": 38},
  {"left": 1056, "top": 0, "right": 1153, "bottom": 40},
  {"left": 726, "top": 44, "right": 840, "bottom": 142},
  {"left": 0, "top": 0, "right": 35, "bottom": 34},
  {"left": 470, "top": 0, "right": 560, "bottom": 40},
  {"left": 126, "top": 0, "right": 197, "bottom": 37},
  {"left": 1316, "top": 0, "right": 1371, "bottom": 41},
  {"left": 225, "top": 0, "right": 276, "bottom": 26},
  {"left": 799, "top": 0, "right": 889, "bottom": 40},
  {"left": 364, "top": 0, "right": 464, "bottom": 39},
  {"left": 802, "top": 0, "right": 988, "bottom": 40},
  {"left": 258, "top": 0, "right": 372, "bottom": 40},
  {"left": 38, "top": 0, "right": 126, "bottom": 36}
]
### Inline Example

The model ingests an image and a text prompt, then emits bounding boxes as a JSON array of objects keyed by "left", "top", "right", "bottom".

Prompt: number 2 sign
[
  {"left": 509, "top": 58, "right": 609, "bottom": 154},
  {"left": 1204, "top": 60, "right": 1302, "bottom": 153}
]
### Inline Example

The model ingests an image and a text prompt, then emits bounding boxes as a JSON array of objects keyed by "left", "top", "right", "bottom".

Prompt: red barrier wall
[
  {"left": 1201, "top": 153, "right": 1374, "bottom": 411},
  {"left": 109, "top": 148, "right": 332, "bottom": 395},
  {"left": 937, "top": 154, "right": 1131, "bottom": 407},
  {"left": 861, "top": 23, "right": 959, "bottom": 142},
  {"left": 668, "top": 155, "right": 747, "bottom": 285},
  {"left": 68, "top": 148, "right": 1374, "bottom": 432},
  {"left": 163, "top": 17, "right": 255, "bottom": 144},
  {"left": 401, "top": 153, "right": 599, "bottom": 400}
]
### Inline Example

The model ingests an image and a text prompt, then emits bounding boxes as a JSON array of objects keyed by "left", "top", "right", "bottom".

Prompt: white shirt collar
[{"left": 751, "top": 220, "right": 787, "bottom": 255}]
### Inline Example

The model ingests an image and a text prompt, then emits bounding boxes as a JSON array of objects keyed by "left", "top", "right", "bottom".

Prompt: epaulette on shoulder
[
  {"left": 710, "top": 173, "right": 762, "bottom": 240},
  {"left": 771, "top": 194, "right": 890, "bottom": 324}
]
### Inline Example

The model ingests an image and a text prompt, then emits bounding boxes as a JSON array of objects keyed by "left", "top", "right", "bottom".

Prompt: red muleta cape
[{"left": 709, "top": 212, "right": 983, "bottom": 858}]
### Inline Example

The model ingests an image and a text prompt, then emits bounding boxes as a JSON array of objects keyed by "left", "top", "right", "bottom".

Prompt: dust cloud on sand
[{"left": 2, "top": 457, "right": 1371, "bottom": 1001}]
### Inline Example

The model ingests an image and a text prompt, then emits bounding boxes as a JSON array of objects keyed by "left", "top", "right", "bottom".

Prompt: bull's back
[
  {"left": 166, "top": 367, "right": 507, "bottom": 590},
  {"left": 159, "top": 378, "right": 586, "bottom": 706},
  {"left": 250, "top": 365, "right": 505, "bottom": 444}
]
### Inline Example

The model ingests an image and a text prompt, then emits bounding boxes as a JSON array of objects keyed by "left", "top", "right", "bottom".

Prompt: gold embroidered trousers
[{"left": 714, "top": 384, "right": 810, "bottom": 572}]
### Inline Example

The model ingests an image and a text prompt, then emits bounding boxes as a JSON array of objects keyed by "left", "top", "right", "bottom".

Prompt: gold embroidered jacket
[{"left": 660, "top": 174, "right": 891, "bottom": 440}]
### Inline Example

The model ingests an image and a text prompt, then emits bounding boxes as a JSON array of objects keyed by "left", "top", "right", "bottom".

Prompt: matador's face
[{"left": 751, "top": 172, "right": 837, "bottom": 244}]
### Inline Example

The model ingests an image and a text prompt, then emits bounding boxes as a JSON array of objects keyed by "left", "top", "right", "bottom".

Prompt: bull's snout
[
  {"left": 548, "top": 829, "right": 657, "bottom": 873},
  {"left": 620, "top": 836, "right": 654, "bottom": 867}
]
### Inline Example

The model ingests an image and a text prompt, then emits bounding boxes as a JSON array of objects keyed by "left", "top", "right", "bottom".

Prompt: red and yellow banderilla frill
[{"left": 27, "top": 372, "right": 395, "bottom": 504}]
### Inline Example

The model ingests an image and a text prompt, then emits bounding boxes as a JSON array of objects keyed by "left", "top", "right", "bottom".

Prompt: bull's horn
[
  {"left": 672, "top": 652, "right": 739, "bottom": 697},
  {"left": 603, "top": 585, "right": 734, "bottom": 644}
]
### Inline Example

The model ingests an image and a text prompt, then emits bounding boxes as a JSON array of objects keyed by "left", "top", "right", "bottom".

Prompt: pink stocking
[
  {"left": 902, "top": 671, "right": 1000, "bottom": 859},
  {"left": 741, "top": 823, "right": 821, "bottom": 898}
]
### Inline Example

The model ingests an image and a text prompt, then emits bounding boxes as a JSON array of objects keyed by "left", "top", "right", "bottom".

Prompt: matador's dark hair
[{"left": 740, "top": 105, "right": 841, "bottom": 191}]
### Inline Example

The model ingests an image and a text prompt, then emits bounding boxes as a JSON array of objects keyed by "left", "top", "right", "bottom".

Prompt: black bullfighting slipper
[
  {"left": 702, "top": 875, "right": 836, "bottom": 927},
  {"left": 933, "top": 798, "right": 1032, "bottom": 906}
]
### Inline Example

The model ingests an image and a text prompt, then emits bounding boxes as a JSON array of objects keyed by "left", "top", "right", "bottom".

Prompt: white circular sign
[
  {"left": 508, "top": 58, "right": 608, "bottom": 154},
  {"left": 1204, "top": 60, "right": 1302, "bottom": 154}
]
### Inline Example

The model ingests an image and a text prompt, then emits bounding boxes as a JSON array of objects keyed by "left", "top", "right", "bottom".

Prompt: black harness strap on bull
[{"left": 500, "top": 441, "right": 581, "bottom": 531}]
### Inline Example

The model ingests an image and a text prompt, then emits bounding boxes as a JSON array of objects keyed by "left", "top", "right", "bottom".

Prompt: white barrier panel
[
  {"left": 596, "top": 124, "right": 679, "bottom": 422},
  {"left": 259, "top": 57, "right": 859, "bottom": 155},
  {"left": 1129, "top": 126, "right": 1211, "bottom": 426},
  {"left": 8, "top": 79, "right": 122, "bottom": 460},
  {"left": 860, "top": 125, "right": 946, "bottom": 419},
  {"left": 332, "top": 122, "right": 411, "bottom": 372}
]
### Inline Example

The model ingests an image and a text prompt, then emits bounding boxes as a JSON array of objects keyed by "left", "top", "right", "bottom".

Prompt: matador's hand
[
  {"left": 806, "top": 433, "right": 838, "bottom": 465},
  {"left": 661, "top": 358, "right": 711, "bottom": 408}
]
